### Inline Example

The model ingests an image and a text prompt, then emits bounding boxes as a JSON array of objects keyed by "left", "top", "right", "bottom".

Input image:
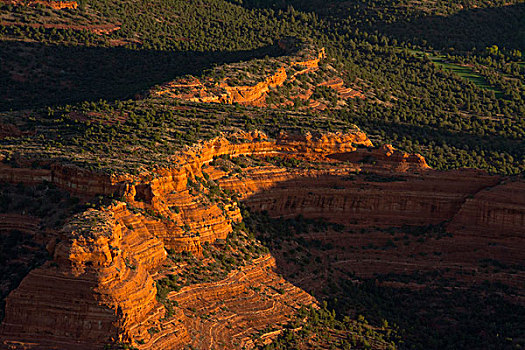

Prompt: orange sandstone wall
[
  {"left": 223, "top": 67, "right": 288, "bottom": 105},
  {"left": 3, "top": 129, "right": 523, "bottom": 349},
  {"left": 217, "top": 167, "right": 501, "bottom": 227},
  {"left": 41, "top": 0, "right": 77, "bottom": 9},
  {"left": 0, "top": 130, "right": 371, "bottom": 198},
  {"left": 1, "top": 205, "right": 166, "bottom": 348},
  {"left": 118, "top": 131, "right": 371, "bottom": 252},
  {"left": 155, "top": 48, "right": 326, "bottom": 106},
  {"left": 0, "top": 130, "right": 372, "bottom": 348},
  {"left": 165, "top": 254, "right": 315, "bottom": 350},
  {"left": 222, "top": 49, "right": 325, "bottom": 106},
  {"left": 0, "top": 162, "right": 119, "bottom": 196}
]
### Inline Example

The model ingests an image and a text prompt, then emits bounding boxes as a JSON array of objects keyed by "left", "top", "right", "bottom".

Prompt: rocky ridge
[
  {"left": 0, "top": 129, "right": 371, "bottom": 348},
  {"left": 0, "top": 128, "right": 523, "bottom": 349},
  {"left": 152, "top": 45, "right": 365, "bottom": 110}
]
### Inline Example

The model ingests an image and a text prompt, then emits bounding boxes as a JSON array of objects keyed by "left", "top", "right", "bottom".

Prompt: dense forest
[{"left": 1, "top": 0, "right": 523, "bottom": 175}]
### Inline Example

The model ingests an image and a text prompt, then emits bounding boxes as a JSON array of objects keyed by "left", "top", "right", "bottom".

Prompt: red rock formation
[
  {"left": 0, "top": 205, "right": 168, "bottom": 348},
  {"left": 152, "top": 46, "right": 367, "bottom": 110},
  {"left": 0, "top": 130, "right": 372, "bottom": 348},
  {"left": 216, "top": 165, "right": 500, "bottom": 227},
  {"left": 0, "top": 20, "right": 121, "bottom": 36},
  {"left": 0, "top": 129, "right": 371, "bottom": 198},
  {"left": 138, "top": 255, "right": 315, "bottom": 349},
  {"left": 449, "top": 179, "right": 525, "bottom": 237},
  {"left": 0, "top": 162, "right": 117, "bottom": 196},
  {"left": 220, "top": 67, "right": 288, "bottom": 105},
  {"left": 1, "top": 0, "right": 78, "bottom": 9},
  {"left": 1, "top": 128, "right": 524, "bottom": 348},
  {"left": 328, "top": 143, "right": 429, "bottom": 172},
  {"left": 153, "top": 48, "right": 326, "bottom": 106},
  {"left": 318, "top": 77, "right": 365, "bottom": 101}
]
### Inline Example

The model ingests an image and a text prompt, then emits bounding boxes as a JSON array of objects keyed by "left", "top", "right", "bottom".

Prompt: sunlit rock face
[{"left": 1, "top": 129, "right": 523, "bottom": 349}]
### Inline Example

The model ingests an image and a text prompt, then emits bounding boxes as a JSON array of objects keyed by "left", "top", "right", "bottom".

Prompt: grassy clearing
[{"left": 408, "top": 49, "right": 503, "bottom": 96}]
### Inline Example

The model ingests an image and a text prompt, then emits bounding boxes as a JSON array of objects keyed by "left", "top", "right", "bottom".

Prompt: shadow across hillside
[
  {"left": 353, "top": 117, "right": 525, "bottom": 170},
  {"left": 242, "top": 184, "right": 525, "bottom": 348},
  {"left": 225, "top": 0, "right": 348, "bottom": 14},
  {"left": 0, "top": 42, "right": 287, "bottom": 111},
  {"left": 381, "top": 2, "right": 525, "bottom": 51},
  {"left": 229, "top": 0, "right": 525, "bottom": 51}
]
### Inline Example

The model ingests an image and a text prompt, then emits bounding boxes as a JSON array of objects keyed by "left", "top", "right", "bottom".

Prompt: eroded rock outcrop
[
  {"left": 1, "top": 128, "right": 524, "bottom": 349},
  {"left": 167, "top": 254, "right": 315, "bottom": 350},
  {"left": 449, "top": 179, "right": 525, "bottom": 237},
  {"left": 0, "top": 129, "right": 371, "bottom": 197},
  {"left": 1, "top": 205, "right": 166, "bottom": 348},
  {"left": 152, "top": 46, "right": 367, "bottom": 110},
  {"left": 0, "top": 129, "right": 371, "bottom": 348},
  {"left": 153, "top": 48, "right": 327, "bottom": 106},
  {"left": 219, "top": 168, "right": 498, "bottom": 227},
  {"left": 0, "top": 0, "right": 78, "bottom": 9}
]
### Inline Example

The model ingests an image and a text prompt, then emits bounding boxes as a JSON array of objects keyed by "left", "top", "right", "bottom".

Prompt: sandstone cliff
[
  {"left": 152, "top": 46, "right": 367, "bottom": 110},
  {"left": 1, "top": 129, "right": 523, "bottom": 349},
  {"left": 448, "top": 179, "right": 525, "bottom": 238},
  {"left": 151, "top": 47, "right": 349, "bottom": 108},
  {"left": 0, "top": 129, "right": 371, "bottom": 348}
]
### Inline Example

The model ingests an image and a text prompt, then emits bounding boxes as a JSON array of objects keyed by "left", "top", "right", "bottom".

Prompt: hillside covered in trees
[
  {"left": 0, "top": 0, "right": 524, "bottom": 349},
  {"left": 1, "top": 0, "right": 523, "bottom": 174}
]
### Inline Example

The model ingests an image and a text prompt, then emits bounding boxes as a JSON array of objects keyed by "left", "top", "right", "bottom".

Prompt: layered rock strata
[
  {"left": 153, "top": 49, "right": 327, "bottom": 106},
  {"left": 1, "top": 128, "right": 524, "bottom": 348},
  {"left": 449, "top": 179, "right": 525, "bottom": 238},
  {"left": 218, "top": 168, "right": 500, "bottom": 227},
  {"left": 142, "top": 255, "right": 315, "bottom": 350},
  {"left": 0, "top": 130, "right": 371, "bottom": 348},
  {"left": 1, "top": 206, "right": 165, "bottom": 348}
]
